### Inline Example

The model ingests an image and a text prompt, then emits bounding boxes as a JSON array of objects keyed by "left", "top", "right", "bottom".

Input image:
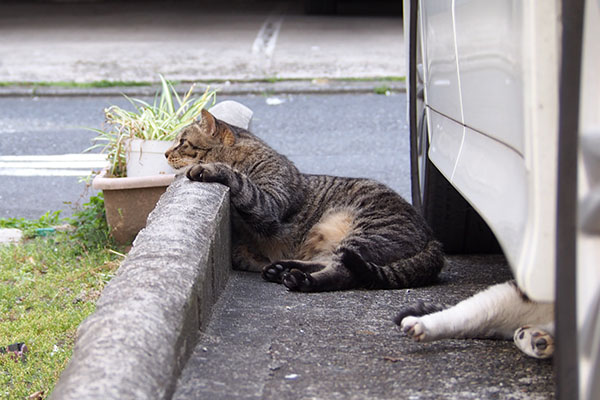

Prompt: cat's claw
[
  {"left": 514, "top": 326, "right": 554, "bottom": 359},
  {"left": 261, "top": 263, "right": 285, "bottom": 283},
  {"left": 186, "top": 163, "right": 227, "bottom": 184},
  {"left": 186, "top": 164, "right": 206, "bottom": 181},
  {"left": 400, "top": 316, "right": 427, "bottom": 342},
  {"left": 282, "top": 269, "right": 312, "bottom": 291}
]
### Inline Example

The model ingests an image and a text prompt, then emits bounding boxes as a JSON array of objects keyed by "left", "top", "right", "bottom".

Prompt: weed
[
  {"left": 374, "top": 85, "right": 391, "bottom": 95},
  {"left": 86, "top": 75, "right": 217, "bottom": 177},
  {"left": 0, "top": 211, "right": 62, "bottom": 239},
  {"left": 68, "top": 193, "right": 113, "bottom": 250}
]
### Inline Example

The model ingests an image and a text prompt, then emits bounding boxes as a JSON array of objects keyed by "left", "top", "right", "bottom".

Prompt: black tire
[
  {"left": 305, "top": 0, "right": 337, "bottom": 15},
  {"left": 416, "top": 151, "right": 502, "bottom": 254},
  {"left": 408, "top": 0, "right": 501, "bottom": 255}
]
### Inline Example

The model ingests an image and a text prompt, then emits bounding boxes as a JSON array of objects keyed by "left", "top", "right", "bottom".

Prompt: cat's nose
[{"left": 164, "top": 150, "right": 170, "bottom": 159}]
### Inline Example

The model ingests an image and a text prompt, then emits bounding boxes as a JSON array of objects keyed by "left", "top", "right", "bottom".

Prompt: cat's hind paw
[
  {"left": 514, "top": 326, "right": 554, "bottom": 359},
  {"left": 400, "top": 316, "right": 428, "bottom": 342},
  {"left": 261, "top": 263, "right": 285, "bottom": 283},
  {"left": 282, "top": 269, "right": 313, "bottom": 292}
]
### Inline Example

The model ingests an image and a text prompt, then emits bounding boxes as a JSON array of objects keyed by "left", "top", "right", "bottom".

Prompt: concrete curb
[
  {"left": 51, "top": 177, "right": 231, "bottom": 400},
  {"left": 0, "top": 79, "right": 405, "bottom": 97}
]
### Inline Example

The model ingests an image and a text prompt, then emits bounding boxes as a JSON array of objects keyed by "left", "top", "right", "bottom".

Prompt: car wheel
[
  {"left": 305, "top": 0, "right": 337, "bottom": 14},
  {"left": 408, "top": 0, "right": 501, "bottom": 254}
]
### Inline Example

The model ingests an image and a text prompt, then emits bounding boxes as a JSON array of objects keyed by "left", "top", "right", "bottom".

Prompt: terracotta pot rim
[{"left": 92, "top": 168, "right": 175, "bottom": 190}]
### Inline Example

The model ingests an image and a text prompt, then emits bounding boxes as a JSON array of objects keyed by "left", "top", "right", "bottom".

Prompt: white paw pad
[
  {"left": 400, "top": 316, "right": 428, "bottom": 342},
  {"left": 514, "top": 326, "right": 554, "bottom": 359}
]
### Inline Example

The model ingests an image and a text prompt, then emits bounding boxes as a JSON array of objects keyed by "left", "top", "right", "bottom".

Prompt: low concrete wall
[{"left": 51, "top": 177, "right": 231, "bottom": 400}]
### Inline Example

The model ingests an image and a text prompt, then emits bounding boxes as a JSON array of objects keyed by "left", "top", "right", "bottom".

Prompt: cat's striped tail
[{"left": 341, "top": 240, "right": 445, "bottom": 289}]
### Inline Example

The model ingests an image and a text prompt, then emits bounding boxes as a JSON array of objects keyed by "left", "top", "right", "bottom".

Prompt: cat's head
[{"left": 165, "top": 109, "right": 236, "bottom": 169}]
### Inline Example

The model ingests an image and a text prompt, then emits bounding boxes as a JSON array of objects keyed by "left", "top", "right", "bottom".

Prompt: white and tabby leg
[
  {"left": 400, "top": 316, "right": 431, "bottom": 342},
  {"left": 396, "top": 281, "right": 554, "bottom": 342},
  {"left": 399, "top": 307, "right": 468, "bottom": 342},
  {"left": 514, "top": 324, "right": 555, "bottom": 359}
]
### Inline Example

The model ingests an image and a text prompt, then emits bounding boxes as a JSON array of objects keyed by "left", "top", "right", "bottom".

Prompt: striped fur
[{"left": 166, "top": 109, "right": 444, "bottom": 292}]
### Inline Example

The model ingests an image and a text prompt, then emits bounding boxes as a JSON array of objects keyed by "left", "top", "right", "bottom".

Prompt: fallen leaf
[
  {"left": 382, "top": 356, "right": 404, "bottom": 363},
  {"left": 28, "top": 390, "right": 44, "bottom": 399}
]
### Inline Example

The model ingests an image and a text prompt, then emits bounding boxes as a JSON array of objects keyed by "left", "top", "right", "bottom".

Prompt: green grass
[
  {"left": 0, "top": 76, "right": 406, "bottom": 89},
  {"left": 0, "top": 80, "right": 152, "bottom": 88},
  {"left": 374, "top": 85, "right": 392, "bottom": 95},
  {"left": 0, "top": 194, "right": 122, "bottom": 399},
  {"left": 0, "top": 211, "right": 63, "bottom": 239},
  {"left": 338, "top": 76, "right": 406, "bottom": 82}
]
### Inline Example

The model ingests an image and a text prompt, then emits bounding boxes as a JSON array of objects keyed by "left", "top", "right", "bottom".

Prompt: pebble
[{"left": 0, "top": 228, "right": 22, "bottom": 244}]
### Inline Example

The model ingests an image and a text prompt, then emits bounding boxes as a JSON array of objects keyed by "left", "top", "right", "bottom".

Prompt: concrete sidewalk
[
  {"left": 0, "top": 1, "right": 404, "bottom": 84},
  {"left": 175, "top": 261, "right": 554, "bottom": 399}
]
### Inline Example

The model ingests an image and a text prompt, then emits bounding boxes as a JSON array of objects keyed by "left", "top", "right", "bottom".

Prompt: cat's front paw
[
  {"left": 400, "top": 316, "right": 429, "bottom": 342},
  {"left": 186, "top": 163, "right": 230, "bottom": 184},
  {"left": 282, "top": 269, "right": 313, "bottom": 292},
  {"left": 186, "top": 163, "right": 211, "bottom": 182},
  {"left": 514, "top": 326, "right": 554, "bottom": 359}
]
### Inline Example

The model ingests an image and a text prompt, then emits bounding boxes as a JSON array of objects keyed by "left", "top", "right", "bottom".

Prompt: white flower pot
[{"left": 125, "top": 138, "right": 176, "bottom": 177}]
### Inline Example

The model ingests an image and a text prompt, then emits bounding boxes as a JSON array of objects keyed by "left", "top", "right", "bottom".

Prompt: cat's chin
[
  {"left": 168, "top": 164, "right": 189, "bottom": 173},
  {"left": 175, "top": 168, "right": 191, "bottom": 177}
]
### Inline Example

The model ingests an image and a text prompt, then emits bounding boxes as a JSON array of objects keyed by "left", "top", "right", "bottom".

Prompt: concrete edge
[
  {"left": 51, "top": 177, "right": 231, "bottom": 400},
  {"left": 0, "top": 79, "right": 406, "bottom": 97}
]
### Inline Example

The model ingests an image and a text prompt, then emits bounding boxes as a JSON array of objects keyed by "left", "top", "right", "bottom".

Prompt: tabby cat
[
  {"left": 395, "top": 280, "right": 555, "bottom": 358},
  {"left": 165, "top": 109, "right": 444, "bottom": 292}
]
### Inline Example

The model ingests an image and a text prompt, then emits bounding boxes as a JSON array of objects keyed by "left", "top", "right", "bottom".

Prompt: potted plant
[{"left": 90, "top": 75, "right": 217, "bottom": 244}]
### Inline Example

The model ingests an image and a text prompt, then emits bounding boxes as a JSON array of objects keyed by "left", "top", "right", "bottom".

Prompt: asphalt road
[
  {"left": 0, "top": 1, "right": 403, "bottom": 83},
  {"left": 0, "top": 92, "right": 409, "bottom": 219}
]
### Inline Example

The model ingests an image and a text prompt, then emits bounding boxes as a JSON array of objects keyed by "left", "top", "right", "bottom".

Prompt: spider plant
[{"left": 88, "top": 75, "right": 216, "bottom": 177}]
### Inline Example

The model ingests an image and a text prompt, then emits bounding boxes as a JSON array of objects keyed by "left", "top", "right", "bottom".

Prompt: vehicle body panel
[
  {"left": 420, "top": 0, "right": 463, "bottom": 123},
  {"left": 415, "top": 0, "right": 560, "bottom": 301},
  {"left": 451, "top": 127, "right": 528, "bottom": 261},
  {"left": 454, "top": 0, "right": 524, "bottom": 154}
]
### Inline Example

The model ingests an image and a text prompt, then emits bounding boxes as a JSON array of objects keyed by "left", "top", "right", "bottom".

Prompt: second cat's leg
[{"left": 397, "top": 281, "right": 553, "bottom": 341}]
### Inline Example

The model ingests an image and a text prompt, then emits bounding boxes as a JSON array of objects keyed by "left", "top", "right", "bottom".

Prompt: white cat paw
[
  {"left": 400, "top": 316, "right": 428, "bottom": 342},
  {"left": 514, "top": 326, "right": 554, "bottom": 359}
]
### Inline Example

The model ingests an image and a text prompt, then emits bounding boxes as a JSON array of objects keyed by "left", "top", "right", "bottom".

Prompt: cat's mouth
[{"left": 166, "top": 157, "right": 194, "bottom": 171}]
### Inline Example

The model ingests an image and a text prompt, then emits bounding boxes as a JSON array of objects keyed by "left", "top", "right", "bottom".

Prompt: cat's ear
[
  {"left": 199, "top": 108, "right": 235, "bottom": 146},
  {"left": 199, "top": 109, "right": 217, "bottom": 136},
  {"left": 220, "top": 125, "right": 235, "bottom": 147}
]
